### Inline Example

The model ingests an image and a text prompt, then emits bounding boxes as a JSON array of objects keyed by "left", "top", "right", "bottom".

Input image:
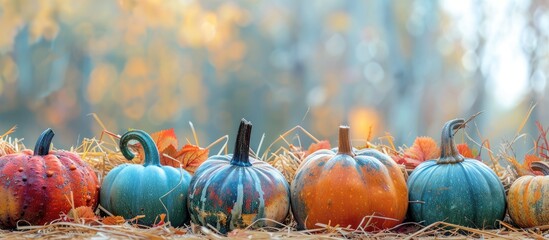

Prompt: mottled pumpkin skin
[
  {"left": 188, "top": 155, "right": 290, "bottom": 234},
  {"left": 508, "top": 175, "right": 549, "bottom": 227},
  {"left": 291, "top": 148, "right": 408, "bottom": 231},
  {"left": 0, "top": 150, "right": 99, "bottom": 228},
  {"left": 408, "top": 160, "right": 506, "bottom": 228},
  {"left": 100, "top": 130, "right": 192, "bottom": 227}
]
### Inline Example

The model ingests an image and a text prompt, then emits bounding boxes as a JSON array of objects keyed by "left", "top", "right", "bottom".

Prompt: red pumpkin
[
  {"left": 0, "top": 129, "right": 99, "bottom": 228},
  {"left": 291, "top": 126, "right": 408, "bottom": 231}
]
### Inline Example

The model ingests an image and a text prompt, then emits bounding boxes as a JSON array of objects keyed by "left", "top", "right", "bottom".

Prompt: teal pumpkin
[
  {"left": 188, "top": 119, "right": 290, "bottom": 234},
  {"left": 407, "top": 119, "right": 506, "bottom": 228},
  {"left": 100, "top": 130, "right": 191, "bottom": 226}
]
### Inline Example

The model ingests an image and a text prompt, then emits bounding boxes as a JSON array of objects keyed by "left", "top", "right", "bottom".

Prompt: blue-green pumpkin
[
  {"left": 407, "top": 119, "right": 506, "bottom": 228},
  {"left": 188, "top": 119, "right": 290, "bottom": 234},
  {"left": 100, "top": 130, "right": 192, "bottom": 226}
]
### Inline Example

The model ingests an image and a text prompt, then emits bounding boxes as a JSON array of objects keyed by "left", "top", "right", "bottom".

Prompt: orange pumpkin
[
  {"left": 508, "top": 161, "right": 549, "bottom": 228},
  {"left": 0, "top": 129, "right": 99, "bottom": 228},
  {"left": 290, "top": 126, "right": 408, "bottom": 231}
]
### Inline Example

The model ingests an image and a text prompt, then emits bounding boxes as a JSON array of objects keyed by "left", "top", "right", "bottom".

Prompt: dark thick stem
[
  {"left": 337, "top": 126, "right": 355, "bottom": 157},
  {"left": 34, "top": 128, "right": 55, "bottom": 156},
  {"left": 120, "top": 130, "right": 161, "bottom": 167},
  {"left": 230, "top": 119, "right": 252, "bottom": 167},
  {"left": 437, "top": 119, "right": 465, "bottom": 164},
  {"left": 531, "top": 161, "right": 549, "bottom": 176}
]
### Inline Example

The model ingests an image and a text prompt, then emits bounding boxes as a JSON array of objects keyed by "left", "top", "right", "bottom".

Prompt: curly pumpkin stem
[
  {"left": 531, "top": 161, "right": 549, "bottom": 176},
  {"left": 120, "top": 130, "right": 161, "bottom": 167},
  {"left": 231, "top": 119, "right": 252, "bottom": 167},
  {"left": 34, "top": 128, "right": 55, "bottom": 156},
  {"left": 437, "top": 119, "right": 465, "bottom": 164},
  {"left": 337, "top": 126, "right": 355, "bottom": 157}
]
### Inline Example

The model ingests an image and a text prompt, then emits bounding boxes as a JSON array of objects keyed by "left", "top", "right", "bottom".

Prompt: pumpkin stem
[
  {"left": 231, "top": 119, "right": 252, "bottom": 167},
  {"left": 437, "top": 119, "right": 465, "bottom": 164},
  {"left": 120, "top": 130, "right": 161, "bottom": 167},
  {"left": 34, "top": 128, "right": 55, "bottom": 156},
  {"left": 531, "top": 161, "right": 549, "bottom": 175},
  {"left": 337, "top": 126, "right": 355, "bottom": 157}
]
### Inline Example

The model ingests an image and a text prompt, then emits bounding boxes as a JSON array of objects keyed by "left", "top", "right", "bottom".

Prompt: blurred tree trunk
[
  {"left": 9, "top": 25, "right": 93, "bottom": 146},
  {"left": 4, "top": 27, "right": 36, "bottom": 140},
  {"left": 381, "top": 0, "right": 439, "bottom": 145},
  {"left": 469, "top": 2, "right": 487, "bottom": 133}
]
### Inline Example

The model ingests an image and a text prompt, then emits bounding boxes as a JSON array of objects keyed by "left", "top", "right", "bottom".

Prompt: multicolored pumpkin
[
  {"left": 407, "top": 119, "right": 506, "bottom": 228},
  {"left": 0, "top": 129, "right": 99, "bottom": 228},
  {"left": 188, "top": 119, "right": 290, "bottom": 234},
  {"left": 291, "top": 126, "right": 408, "bottom": 231},
  {"left": 508, "top": 161, "right": 549, "bottom": 228},
  {"left": 100, "top": 130, "right": 191, "bottom": 226}
]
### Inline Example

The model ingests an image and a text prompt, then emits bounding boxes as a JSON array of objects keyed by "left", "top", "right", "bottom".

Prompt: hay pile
[{"left": 1, "top": 118, "right": 549, "bottom": 239}]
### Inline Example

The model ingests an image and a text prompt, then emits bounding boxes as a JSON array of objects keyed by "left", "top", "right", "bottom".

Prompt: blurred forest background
[{"left": 0, "top": 0, "right": 548, "bottom": 157}]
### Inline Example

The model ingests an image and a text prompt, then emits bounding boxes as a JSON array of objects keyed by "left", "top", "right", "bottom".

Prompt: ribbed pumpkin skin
[
  {"left": 188, "top": 119, "right": 290, "bottom": 234},
  {"left": 407, "top": 119, "right": 506, "bottom": 228},
  {"left": 508, "top": 164, "right": 549, "bottom": 228},
  {"left": 0, "top": 129, "right": 99, "bottom": 228},
  {"left": 408, "top": 160, "right": 506, "bottom": 228},
  {"left": 100, "top": 130, "right": 192, "bottom": 226},
  {"left": 291, "top": 127, "right": 408, "bottom": 231},
  {"left": 100, "top": 164, "right": 191, "bottom": 226}
]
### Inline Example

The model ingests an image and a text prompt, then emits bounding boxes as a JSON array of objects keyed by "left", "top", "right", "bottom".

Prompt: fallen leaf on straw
[
  {"left": 304, "top": 140, "right": 331, "bottom": 158},
  {"left": 176, "top": 144, "right": 209, "bottom": 174},
  {"left": 145, "top": 127, "right": 214, "bottom": 174},
  {"left": 393, "top": 137, "right": 439, "bottom": 169},
  {"left": 102, "top": 216, "right": 125, "bottom": 225},
  {"left": 68, "top": 206, "right": 98, "bottom": 223},
  {"left": 405, "top": 137, "right": 440, "bottom": 161},
  {"left": 151, "top": 129, "right": 178, "bottom": 152},
  {"left": 150, "top": 129, "right": 181, "bottom": 166},
  {"left": 456, "top": 143, "right": 477, "bottom": 159}
]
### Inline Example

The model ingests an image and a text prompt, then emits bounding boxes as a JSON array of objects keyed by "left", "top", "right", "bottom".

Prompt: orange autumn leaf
[
  {"left": 102, "top": 216, "right": 126, "bottom": 225},
  {"left": 524, "top": 154, "right": 543, "bottom": 175},
  {"left": 134, "top": 128, "right": 211, "bottom": 173},
  {"left": 394, "top": 137, "right": 440, "bottom": 169},
  {"left": 150, "top": 129, "right": 178, "bottom": 152},
  {"left": 305, "top": 140, "right": 331, "bottom": 158},
  {"left": 404, "top": 137, "right": 440, "bottom": 161},
  {"left": 150, "top": 129, "right": 180, "bottom": 165},
  {"left": 175, "top": 144, "right": 209, "bottom": 174},
  {"left": 68, "top": 206, "right": 97, "bottom": 221},
  {"left": 456, "top": 143, "right": 474, "bottom": 159},
  {"left": 136, "top": 128, "right": 179, "bottom": 164},
  {"left": 159, "top": 144, "right": 181, "bottom": 167}
]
